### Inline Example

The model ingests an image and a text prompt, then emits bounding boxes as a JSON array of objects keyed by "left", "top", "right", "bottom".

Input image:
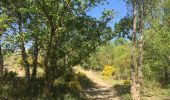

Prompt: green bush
[
  {"left": 64, "top": 93, "right": 80, "bottom": 100},
  {"left": 122, "top": 94, "right": 131, "bottom": 100},
  {"left": 3, "top": 70, "right": 17, "bottom": 79},
  {"left": 123, "top": 80, "right": 131, "bottom": 85},
  {"left": 81, "top": 40, "right": 131, "bottom": 80},
  {"left": 68, "top": 81, "right": 82, "bottom": 93}
]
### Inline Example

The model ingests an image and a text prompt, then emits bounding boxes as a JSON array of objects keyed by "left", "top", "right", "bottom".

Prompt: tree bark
[
  {"left": 44, "top": 22, "right": 55, "bottom": 95},
  {"left": 30, "top": 35, "right": 39, "bottom": 94},
  {"left": 0, "top": 4, "right": 3, "bottom": 77},
  {"left": 0, "top": 40, "right": 3, "bottom": 77},
  {"left": 41, "top": 1, "right": 57, "bottom": 95},
  {"left": 32, "top": 36, "right": 38, "bottom": 79},
  {"left": 18, "top": 14, "right": 30, "bottom": 88},
  {"left": 137, "top": 0, "right": 144, "bottom": 94},
  {"left": 131, "top": 0, "right": 139, "bottom": 100},
  {"left": 21, "top": 42, "right": 30, "bottom": 85}
]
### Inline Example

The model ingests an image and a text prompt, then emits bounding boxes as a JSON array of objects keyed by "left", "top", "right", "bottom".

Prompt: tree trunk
[
  {"left": 32, "top": 36, "right": 38, "bottom": 79},
  {"left": 30, "top": 35, "right": 39, "bottom": 94},
  {"left": 164, "top": 66, "right": 168, "bottom": 84},
  {"left": 44, "top": 25, "right": 55, "bottom": 95},
  {"left": 21, "top": 42, "right": 30, "bottom": 85},
  {"left": 137, "top": 0, "right": 144, "bottom": 94},
  {"left": 0, "top": 41, "right": 3, "bottom": 77},
  {"left": 41, "top": 1, "right": 56, "bottom": 94},
  {"left": 18, "top": 14, "right": 30, "bottom": 88},
  {"left": 131, "top": 0, "right": 139, "bottom": 100}
]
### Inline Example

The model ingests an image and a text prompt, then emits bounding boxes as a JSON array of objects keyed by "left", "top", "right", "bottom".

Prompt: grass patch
[{"left": 141, "top": 80, "right": 170, "bottom": 100}]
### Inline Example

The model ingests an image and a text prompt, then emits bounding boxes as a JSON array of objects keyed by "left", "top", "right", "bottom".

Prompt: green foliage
[
  {"left": 123, "top": 80, "right": 131, "bottom": 85},
  {"left": 64, "top": 93, "right": 80, "bottom": 100},
  {"left": 2, "top": 70, "right": 17, "bottom": 81},
  {"left": 114, "top": 16, "right": 133, "bottom": 40},
  {"left": 122, "top": 94, "right": 131, "bottom": 100},
  {"left": 113, "top": 84, "right": 131, "bottom": 99},
  {"left": 140, "top": 79, "right": 170, "bottom": 99},
  {"left": 82, "top": 38, "right": 131, "bottom": 80},
  {"left": 1, "top": 0, "right": 170, "bottom": 99},
  {"left": 143, "top": 1, "right": 170, "bottom": 84},
  {"left": 0, "top": 0, "right": 115, "bottom": 99},
  {"left": 68, "top": 81, "right": 82, "bottom": 93}
]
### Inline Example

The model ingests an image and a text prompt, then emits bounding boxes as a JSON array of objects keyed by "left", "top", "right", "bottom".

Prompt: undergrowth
[{"left": 0, "top": 69, "right": 94, "bottom": 100}]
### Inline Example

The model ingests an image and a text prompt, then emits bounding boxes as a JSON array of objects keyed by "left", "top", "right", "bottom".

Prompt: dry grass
[{"left": 4, "top": 53, "right": 44, "bottom": 77}]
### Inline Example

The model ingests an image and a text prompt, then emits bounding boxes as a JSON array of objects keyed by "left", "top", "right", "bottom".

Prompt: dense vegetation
[
  {"left": 82, "top": 0, "right": 170, "bottom": 99},
  {"left": 0, "top": 0, "right": 170, "bottom": 100},
  {"left": 0, "top": 0, "right": 114, "bottom": 99}
]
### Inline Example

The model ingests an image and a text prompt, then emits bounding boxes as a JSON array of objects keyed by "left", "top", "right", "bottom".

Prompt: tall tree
[
  {"left": 32, "top": 0, "right": 114, "bottom": 94},
  {"left": 124, "top": 0, "right": 158, "bottom": 99},
  {"left": 0, "top": 7, "right": 4, "bottom": 76},
  {"left": 1, "top": 0, "right": 114, "bottom": 97},
  {"left": 144, "top": 0, "right": 170, "bottom": 84},
  {"left": 1, "top": 0, "right": 31, "bottom": 88},
  {"left": 18, "top": 13, "right": 31, "bottom": 88},
  {"left": 130, "top": 0, "right": 139, "bottom": 99},
  {"left": 0, "top": 4, "right": 11, "bottom": 76},
  {"left": 136, "top": 0, "right": 144, "bottom": 95}
]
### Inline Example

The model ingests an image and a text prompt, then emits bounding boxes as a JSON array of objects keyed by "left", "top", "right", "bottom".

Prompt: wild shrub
[
  {"left": 101, "top": 65, "right": 114, "bottom": 79},
  {"left": 3, "top": 70, "right": 17, "bottom": 80},
  {"left": 123, "top": 80, "right": 131, "bottom": 85}
]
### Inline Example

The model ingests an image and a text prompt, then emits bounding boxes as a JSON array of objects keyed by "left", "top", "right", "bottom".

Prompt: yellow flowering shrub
[{"left": 101, "top": 65, "right": 114, "bottom": 79}]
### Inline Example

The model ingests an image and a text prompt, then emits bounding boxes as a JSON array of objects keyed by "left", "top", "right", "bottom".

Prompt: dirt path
[{"left": 76, "top": 67, "right": 120, "bottom": 100}]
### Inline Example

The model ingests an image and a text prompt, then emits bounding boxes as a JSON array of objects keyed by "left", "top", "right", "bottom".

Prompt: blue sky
[{"left": 87, "top": 0, "right": 127, "bottom": 28}]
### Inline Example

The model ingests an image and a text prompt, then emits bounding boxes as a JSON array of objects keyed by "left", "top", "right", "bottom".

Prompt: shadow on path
[
  {"left": 85, "top": 84, "right": 120, "bottom": 100},
  {"left": 113, "top": 84, "right": 130, "bottom": 96}
]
